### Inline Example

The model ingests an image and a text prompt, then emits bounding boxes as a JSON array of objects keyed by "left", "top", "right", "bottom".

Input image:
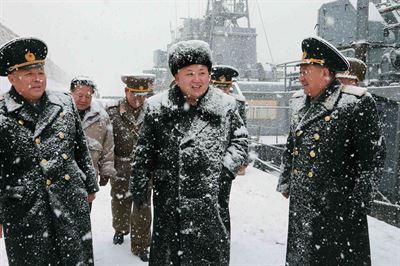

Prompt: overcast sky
[{"left": 0, "top": 0, "right": 332, "bottom": 96}]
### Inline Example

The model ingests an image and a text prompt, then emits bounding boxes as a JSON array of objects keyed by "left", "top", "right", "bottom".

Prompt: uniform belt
[{"left": 115, "top": 155, "right": 131, "bottom": 162}]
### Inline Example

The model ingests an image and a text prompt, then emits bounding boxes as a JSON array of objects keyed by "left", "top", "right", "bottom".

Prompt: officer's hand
[
  {"left": 222, "top": 166, "right": 235, "bottom": 181},
  {"left": 99, "top": 176, "right": 110, "bottom": 186},
  {"left": 281, "top": 192, "right": 289, "bottom": 199},
  {"left": 87, "top": 193, "right": 96, "bottom": 203},
  {"left": 133, "top": 198, "right": 144, "bottom": 209}
]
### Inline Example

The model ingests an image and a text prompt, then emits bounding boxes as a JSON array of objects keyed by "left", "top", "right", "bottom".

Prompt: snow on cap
[
  {"left": 70, "top": 76, "right": 96, "bottom": 91},
  {"left": 0, "top": 37, "right": 47, "bottom": 76},
  {"left": 299, "top": 36, "right": 349, "bottom": 72},
  {"left": 336, "top": 57, "right": 367, "bottom": 82},
  {"left": 168, "top": 40, "right": 213, "bottom": 76},
  {"left": 121, "top": 73, "right": 155, "bottom": 95}
]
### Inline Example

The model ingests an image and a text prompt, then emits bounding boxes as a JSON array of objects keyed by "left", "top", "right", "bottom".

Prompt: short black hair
[{"left": 70, "top": 76, "right": 96, "bottom": 92}]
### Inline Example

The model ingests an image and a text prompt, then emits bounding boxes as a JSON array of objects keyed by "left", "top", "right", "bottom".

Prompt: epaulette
[
  {"left": 105, "top": 101, "right": 119, "bottom": 111},
  {"left": 341, "top": 85, "right": 367, "bottom": 97},
  {"left": 292, "top": 89, "right": 304, "bottom": 98}
]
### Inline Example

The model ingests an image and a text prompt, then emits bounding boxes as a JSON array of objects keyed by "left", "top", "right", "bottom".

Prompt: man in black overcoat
[
  {"left": 277, "top": 36, "right": 385, "bottom": 266},
  {"left": 0, "top": 37, "right": 99, "bottom": 266},
  {"left": 130, "top": 40, "right": 248, "bottom": 266}
]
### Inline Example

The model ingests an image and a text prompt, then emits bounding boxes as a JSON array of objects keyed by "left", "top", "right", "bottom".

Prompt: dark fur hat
[{"left": 168, "top": 40, "right": 212, "bottom": 76}]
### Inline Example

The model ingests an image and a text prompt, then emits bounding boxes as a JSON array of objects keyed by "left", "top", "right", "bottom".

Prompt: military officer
[
  {"left": 277, "top": 36, "right": 385, "bottom": 265},
  {"left": 210, "top": 65, "right": 248, "bottom": 240},
  {"left": 211, "top": 65, "right": 247, "bottom": 126},
  {"left": 0, "top": 37, "right": 98, "bottom": 265},
  {"left": 336, "top": 57, "right": 368, "bottom": 86},
  {"left": 107, "top": 73, "right": 154, "bottom": 262}
]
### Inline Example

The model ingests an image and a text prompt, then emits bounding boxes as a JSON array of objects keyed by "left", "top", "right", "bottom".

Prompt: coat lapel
[
  {"left": 167, "top": 86, "right": 213, "bottom": 147},
  {"left": 295, "top": 82, "right": 342, "bottom": 132},
  {"left": 4, "top": 92, "right": 36, "bottom": 125},
  {"left": 119, "top": 100, "right": 144, "bottom": 128},
  {"left": 33, "top": 93, "right": 62, "bottom": 139}
]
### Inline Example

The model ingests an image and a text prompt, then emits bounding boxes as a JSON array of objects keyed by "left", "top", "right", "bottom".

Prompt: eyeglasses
[{"left": 73, "top": 92, "right": 93, "bottom": 100}]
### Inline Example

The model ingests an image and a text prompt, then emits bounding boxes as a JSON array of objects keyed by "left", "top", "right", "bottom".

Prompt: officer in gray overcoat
[
  {"left": 0, "top": 37, "right": 99, "bottom": 266},
  {"left": 277, "top": 36, "right": 385, "bottom": 266}
]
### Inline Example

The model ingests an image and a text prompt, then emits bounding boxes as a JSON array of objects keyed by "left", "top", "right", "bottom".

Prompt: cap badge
[
  {"left": 139, "top": 86, "right": 144, "bottom": 91},
  {"left": 25, "top": 52, "right": 36, "bottom": 62},
  {"left": 219, "top": 75, "right": 226, "bottom": 82}
]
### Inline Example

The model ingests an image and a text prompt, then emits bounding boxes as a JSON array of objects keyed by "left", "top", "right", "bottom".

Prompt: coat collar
[
  {"left": 167, "top": 85, "right": 226, "bottom": 118},
  {"left": 81, "top": 99, "right": 103, "bottom": 128},
  {"left": 294, "top": 79, "right": 342, "bottom": 132},
  {"left": 4, "top": 88, "right": 63, "bottom": 138},
  {"left": 119, "top": 98, "right": 145, "bottom": 127},
  {"left": 4, "top": 88, "right": 63, "bottom": 113},
  {"left": 166, "top": 85, "right": 225, "bottom": 147}
]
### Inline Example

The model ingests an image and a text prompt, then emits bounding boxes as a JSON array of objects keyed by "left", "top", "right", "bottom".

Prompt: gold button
[
  {"left": 59, "top": 112, "right": 65, "bottom": 118},
  {"left": 58, "top": 132, "right": 65, "bottom": 139},
  {"left": 293, "top": 169, "right": 299, "bottom": 175},
  {"left": 64, "top": 174, "right": 71, "bottom": 181},
  {"left": 61, "top": 153, "right": 69, "bottom": 160},
  {"left": 35, "top": 138, "right": 41, "bottom": 144},
  {"left": 18, "top": 120, "right": 24, "bottom": 126},
  {"left": 294, "top": 150, "right": 299, "bottom": 156},
  {"left": 296, "top": 130, "right": 303, "bottom": 137},
  {"left": 324, "top": 116, "right": 331, "bottom": 122},
  {"left": 308, "top": 171, "right": 314, "bottom": 178},
  {"left": 40, "top": 159, "right": 48, "bottom": 165},
  {"left": 309, "top": 150, "right": 316, "bottom": 158},
  {"left": 314, "top": 133, "right": 320, "bottom": 141},
  {"left": 46, "top": 179, "right": 52, "bottom": 186}
]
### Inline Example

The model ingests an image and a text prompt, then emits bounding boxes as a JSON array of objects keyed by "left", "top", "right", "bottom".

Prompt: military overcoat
[
  {"left": 277, "top": 80, "right": 385, "bottom": 266},
  {"left": 0, "top": 88, "right": 99, "bottom": 266},
  {"left": 130, "top": 85, "right": 248, "bottom": 266}
]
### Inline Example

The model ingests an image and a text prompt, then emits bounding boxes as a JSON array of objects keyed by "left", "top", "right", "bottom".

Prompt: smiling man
[
  {"left": 70, "top": 76, "right": 116, "bottom": 198},
  {"left": 277, "top": 36, "right": 385, "bottom": 265},
  {"left": 0, "top": 37, "right": 98, "bottom": 266},
  {"left": 129, "top": 40, "right": 248, "bottom": 266}
]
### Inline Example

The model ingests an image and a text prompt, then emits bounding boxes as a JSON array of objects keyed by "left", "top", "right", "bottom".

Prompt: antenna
[{"left": 255, "top": 0, "right": 274, "bottom": 64}]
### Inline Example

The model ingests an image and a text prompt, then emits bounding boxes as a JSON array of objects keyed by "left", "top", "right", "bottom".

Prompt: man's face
[
  {"left": 125, "top": 89, "right": 147, "bottom": 110},
  {"left": 174, "top": 64, "right": 210, "bottom": 104},
  {"left": 215, "top": 84, "right": 232, "bottom": 95},
  {"left": 299, "top": 64, "right": 331, "bottom": 98},
  {"left": 8, "top": 67, "right": 47, "bottom": 103},
  {"left": 337, "top": 77, "right": 358, "bottom": 86},
  {"left": 71, "top": 85, "right": 94, "bottom": 111}
]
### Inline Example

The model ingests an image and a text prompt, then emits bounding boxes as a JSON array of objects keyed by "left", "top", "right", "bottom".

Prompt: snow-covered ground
[{"left": 0, "top": 166, "right": 399, "bottom": 265}]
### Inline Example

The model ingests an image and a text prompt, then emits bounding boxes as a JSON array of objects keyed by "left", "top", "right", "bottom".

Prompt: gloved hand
[
  {"left": 99, "top": 176, "right": 110, "bottom": 186},
  {"left": 222, "top": 166, "right": 235, "bottom": 181},
  {"left": 133, "top": 194, "right": 144, "bottom": 209}
]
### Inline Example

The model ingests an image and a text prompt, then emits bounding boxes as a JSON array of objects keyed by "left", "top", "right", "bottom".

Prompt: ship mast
[{"left": 205, "top": 0, "right": 250, "bottom": 47}]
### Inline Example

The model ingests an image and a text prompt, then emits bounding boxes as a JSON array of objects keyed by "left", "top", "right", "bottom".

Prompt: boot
[
  {"left": 133, "top": 249, "right": 149, "bottom": 262},
  {"left": 113, "top": 232, "right": 124, "bottom": 245}
]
